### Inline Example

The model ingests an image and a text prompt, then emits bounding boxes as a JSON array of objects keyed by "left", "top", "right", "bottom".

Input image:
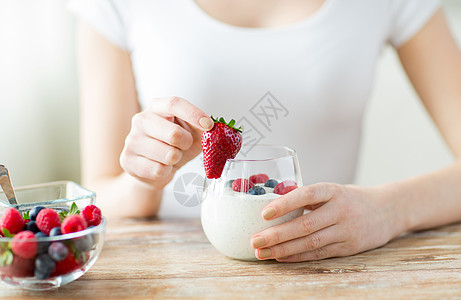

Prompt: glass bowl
[
  {"left": 201, "top": 145, "right": 304, "bottom": 261},
  {"left": 0, "top": 181, "right": 106, "bottom": 290}
]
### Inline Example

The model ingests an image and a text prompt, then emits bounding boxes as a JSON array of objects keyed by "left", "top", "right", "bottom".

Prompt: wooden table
[{"left": 2, "top": 217, "right": 461, "bottom": 299}]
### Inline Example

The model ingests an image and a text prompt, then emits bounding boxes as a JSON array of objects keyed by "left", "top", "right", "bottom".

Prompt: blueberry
[
  {"left": 48, "top": 242, "right": 68, "bottom": 262},
  {"left": 73, "top": 235, "right": 94, "bottom": 252},
  {"left": 35, "top": 232, "right": 50, "bottom": 254},
  {"left": 29, "top": 206, "right": 45, "bottom": 221},
  {"left": 35, "top": 232, "right": 48, "bottom": 238},
  {"left": 35, "top": 254, "right": 55, "bottom": 280},
  {"left": 248, "top": 186, "right": 266, "bottom": 195},
  {"left": 225, "top": 179, "right": 235, "bottom": 188},
  {"left": 26, "top": 221, "right": 40, "bottom": 233},
  {"left": 49, "top": 227, "right": 62, "bottom": 236},
  {"left": 264, "top": 179, "right": 278, "bottom": 188}
]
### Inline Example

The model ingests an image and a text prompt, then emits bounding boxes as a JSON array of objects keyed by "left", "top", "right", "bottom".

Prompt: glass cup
[{"left": 201, "top": 145, "right": 304, "bottom": 261}]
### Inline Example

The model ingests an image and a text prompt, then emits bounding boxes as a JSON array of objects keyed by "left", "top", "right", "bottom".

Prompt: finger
[
  {"left": 126, "top": 135, "right": 183, "bottom": 166},
  {"left": 132, "top": 112, "right": 193, "bottom": 150},
  {"left": 254, "top": 225, "right": 341, "bottom": 260},
  {"left": 120, "top": 154, "right": 173, "bottom": 183},
  {"left": 251, "top": 203, "right": 338, "bottom": 248},
  {"left": 275, "top": 242, "right": 347, "bottom": 262},
  {"left": 262, "top": 183, "right": 337, "bottom": 221},
  {"left": 148, "top": 96, "right": 214, "bottom": 131}
]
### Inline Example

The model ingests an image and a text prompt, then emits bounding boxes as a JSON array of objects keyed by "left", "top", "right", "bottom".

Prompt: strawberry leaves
[{"left": 59, "top": 202, "right": 80, "bottom": 222}]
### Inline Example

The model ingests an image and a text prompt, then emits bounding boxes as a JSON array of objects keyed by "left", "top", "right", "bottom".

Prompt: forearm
[
  {"left": 381, "top": 159, "right": 461, "bottom": 233},
  {"left": 83, "top": 172, "right": 163, "bottom": 219}
]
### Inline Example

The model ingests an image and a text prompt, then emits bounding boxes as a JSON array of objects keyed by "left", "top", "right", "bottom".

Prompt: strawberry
[
  {"left": 249, "top": 173, "right": 270, "bottom": 184},
  {"left": 2, "top": 256, "right": 35, "bottom": 278},
  {"left": 0, "top": 207, "right": 25, "bottom": 235},
  {"left": 232, "top": 178, "right": 254, "bottom": 193},
  {"left": 11, "top": 230, "right": 37, "bottom": 259},
  {"left": 51, "top": 248, "right": 87, "bottom": 277},
  {"left": 274, "top": 180, "right": 298, "bottom": 195},
  {"left": 201, "top": 116, "right": 242, "bottom": 179}
]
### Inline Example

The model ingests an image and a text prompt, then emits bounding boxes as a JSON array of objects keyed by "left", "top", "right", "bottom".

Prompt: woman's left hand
[{"left": 251, "top": 182, "right": 407, "bottom": 262}]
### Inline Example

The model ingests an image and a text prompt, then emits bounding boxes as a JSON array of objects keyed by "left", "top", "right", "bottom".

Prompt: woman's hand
[
  {"left": 251, "top": 183, "right": 408, "bottom": 262},
  {"left": 120, "top": 96, "right": 214, "bottom": 190}
]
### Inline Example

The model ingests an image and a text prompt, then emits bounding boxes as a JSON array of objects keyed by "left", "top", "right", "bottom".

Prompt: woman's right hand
[{"left": 120, "top": 96, "right": 214, "bottom": 189}]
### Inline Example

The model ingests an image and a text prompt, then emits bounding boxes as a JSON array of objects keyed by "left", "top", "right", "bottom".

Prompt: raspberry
[
  {"left": 11, "top": 230, "right": 37, "bottom": 259},
  {"left": 61, "top": 215, "right": 87, "bottom": 234},
  {"left": 0, "top": 207, "right": 25, "bottom": 235},
  {"left": 249, "top": 173, "right": 270, "bottom": 184},
  {"left": 232, "top": 178, "right": 254, "bottom": 193},
  {"left": 274, "top": 180, "right": 298, "bottom": 195},
  {"left": 80, "top": 205, "right": 102, "bottom": 227},
  {"left": 36, "top": 208, "right": 61, "bottom": 235}
]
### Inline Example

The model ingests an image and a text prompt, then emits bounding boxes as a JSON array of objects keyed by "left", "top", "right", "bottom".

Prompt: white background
[{"left": 0, "top": 1, "right": 460, "bottom": 188}]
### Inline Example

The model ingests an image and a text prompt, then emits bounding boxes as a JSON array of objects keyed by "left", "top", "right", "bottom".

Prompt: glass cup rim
[
  {"left": 0, "top": 217, "right": 106, "bottom": 242},
  {"left": 226, "top": 144, "right": 297, "bottom": 163}
]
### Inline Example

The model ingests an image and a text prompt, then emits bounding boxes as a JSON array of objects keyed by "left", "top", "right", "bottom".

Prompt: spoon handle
[{"left": 0, "top": 165, "right": 18, "bottom": 205}]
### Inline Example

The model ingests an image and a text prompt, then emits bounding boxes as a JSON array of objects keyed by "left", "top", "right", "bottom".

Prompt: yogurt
[{"left": 201, "top": 186, "right": 304, "bottom": 261}]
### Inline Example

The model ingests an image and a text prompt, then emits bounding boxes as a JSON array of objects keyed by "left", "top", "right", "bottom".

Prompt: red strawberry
[
  {"left": 80, "top": 205, "right": 102, "bottom": 227},
  {"left": 249, "top": 173, "right": 270, "bottom": 184},
  {"left": 36, "top": 208, "right": 61, "bottom": 235},
  {"left": 274, "top": 180, "right": 298, "bottom": 195},
  {"left": 0, "top": 208, "right": 25, "bottom": 235},
  {"left": 232, "top": 178, "right": 254, "bottom": 193},
  {"left": 2, "top": 256, "right": 35, "bottom": 278},
  {"left": 201, "top": 116, "right": 242, "bottom": 179},
  {"left": 11, "top": 230, "right": 37, "bottom": 259},
  {"left": 51, "top": 248, "right": 87, "bottom": 276},
  {"left": 61, "top": 214, "right": 88, "bottom": 234}
]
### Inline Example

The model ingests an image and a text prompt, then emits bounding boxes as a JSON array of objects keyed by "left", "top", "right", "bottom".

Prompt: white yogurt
[{"left": 201, "top": 187, "right": 304, "bottom": 261}]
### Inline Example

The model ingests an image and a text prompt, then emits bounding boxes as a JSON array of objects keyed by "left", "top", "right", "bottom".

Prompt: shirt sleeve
[
  {"left": 67, "top": 0, "right": 129, "bottom": 51},
  {"left": 388, "top": 0, "right": 441, "bottom": 48}
]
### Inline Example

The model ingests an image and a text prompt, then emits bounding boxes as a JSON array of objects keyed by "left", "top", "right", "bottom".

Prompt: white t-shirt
[{"left": 68, "top": 0, "right": 440, "bottom": 217}]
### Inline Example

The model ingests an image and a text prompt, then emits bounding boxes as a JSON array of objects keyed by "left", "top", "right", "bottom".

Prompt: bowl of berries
[{"left": 0, "top": 181, "right": 105, "bottom": 290}]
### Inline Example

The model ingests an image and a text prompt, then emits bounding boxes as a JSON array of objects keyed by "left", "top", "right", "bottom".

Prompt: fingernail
[
  {"left": 252, "top": 236, "right": 266, "bottom": 248},
  {"left": 199, "top": 117, "right": 214, "bottom": 130},
  {"left": 259, "top": 248, "right": 272, "bottom": 259},
  {"left": 262, "top": 207, "right": 275, "bottom": 220}
]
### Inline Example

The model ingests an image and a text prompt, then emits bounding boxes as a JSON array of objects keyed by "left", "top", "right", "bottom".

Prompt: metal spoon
[{"left": 0, "top": 165, "right": 18, "bottom": 205}]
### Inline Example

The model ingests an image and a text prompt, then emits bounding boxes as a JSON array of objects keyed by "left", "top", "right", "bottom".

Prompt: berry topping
[
  {"left": 51, "top": 248, "right": 83, "bottom": 277},
  {"left": 34, "top": 254, "right": 56, "bottom": 280},
  {"left": 4, "top": 256, "right": 35, "bottom": 278},
  {"left": 35, "top": 232, "right": 50, "bottom": 254},
  {"left": 25, "top": 220, "right": 40, "bottom": 233},
  {"left": 274, "top": 180, "right": 298, "bottom": 195},
  {"left": 61, "top": 214, "right": 88, "bottom": 234},
  {"left": 249, "top": 173, "right": 270, "bottom": 184},
  {"left": 29, "top": 206, "right": 45, "bottom": 221},
  {"left": 232, "top": 178, "right": 254, "bottom": 193},
  {"left": 264, "top": 179, "right": 279, "bottom": 188},
  {"left": 248, "top": 186, "right": 266, "bottom": 195},
  {"left": 0, "top": 207, "right": 25, "bottom": 235},
  {"left": 11, "top": 230, "right": 37, "bottom": 259},
  {"left": 48, "top": 242, "right": 69, "bottom": 262},
  {"left": 36, "top": 208, "right": 61, "bottom": 235},
  {"left": 49, "top": 226, "right": 62, "bottom": 236},
  {"left": 73, "top": 235, "right": 94, "bottom": 252},
  {"left": 80, "top": 205, "right": 102, "bottom": 227},
  {"left": 201, "top": 116, "right": 242, "bottom": 179}
]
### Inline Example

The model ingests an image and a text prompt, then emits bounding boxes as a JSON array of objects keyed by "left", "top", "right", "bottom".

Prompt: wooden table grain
[{"left": 2, "top": 217, "right": 461, "bottom": 299}]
